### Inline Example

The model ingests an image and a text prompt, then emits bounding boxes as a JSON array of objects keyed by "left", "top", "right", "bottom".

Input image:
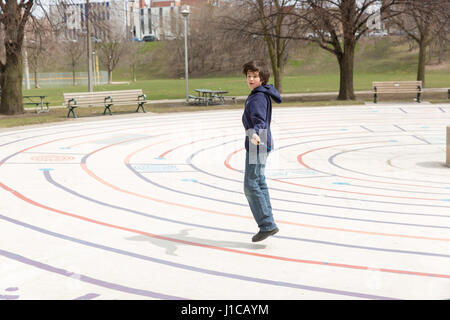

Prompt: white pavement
[{"left": 1, "top": 103, "right": 450, "bottom": 300}]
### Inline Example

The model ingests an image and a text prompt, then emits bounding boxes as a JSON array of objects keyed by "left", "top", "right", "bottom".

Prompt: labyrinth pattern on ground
[{"left": 1, "top": 103, "right": 450, "bottom": 300}]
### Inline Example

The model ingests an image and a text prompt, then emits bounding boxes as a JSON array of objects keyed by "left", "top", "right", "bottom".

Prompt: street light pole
[
  {"left": 181, "top": 6, "right": 190, "bottom": 104},
  {"left": 86, "top": 0, "right": 94, "bottom": 92}
]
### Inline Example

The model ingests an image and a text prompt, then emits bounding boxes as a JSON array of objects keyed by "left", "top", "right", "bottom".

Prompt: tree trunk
[
  {"left": 34, "top": 68, "right": 39, "bottom": 88},
  {"left": 417, "top": 40, "right": 426, "bottom": 88},
  {"left": 337, "top": 42, "right": 356, "bottom": 100},
  {"left": 272, "top": 62, "right": 282, "bottom": 93},
  {"left": 108, "top": 68, "right": 112, "bottom": 84},
  {"left": 0, "top": 51, "right": 24, "bottom": 115},
  {"left": 72, "top": 63, "right": 77, "bottom": 86}
]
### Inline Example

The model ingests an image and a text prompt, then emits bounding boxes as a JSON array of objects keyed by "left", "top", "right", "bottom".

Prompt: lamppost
[
  {"left": 181, "top": 6, "right": 190, "bottom": 104},
  {"left": 86, "top": 0, "right": 93, "bottom": 92}
]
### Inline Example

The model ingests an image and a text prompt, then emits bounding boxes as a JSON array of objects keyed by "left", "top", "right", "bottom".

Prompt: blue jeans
[{"left": 244, "top": 150, "right": 277, "bottom": 232}]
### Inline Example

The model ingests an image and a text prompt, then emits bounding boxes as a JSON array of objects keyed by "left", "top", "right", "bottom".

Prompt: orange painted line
[
  {"left": 296, "top": 144, "right": 450, "bottom": 190},
  {"left": 223, "top": 145, "right": 450, "bottom": 242},
  {"left": 227, "top": 139, "right": 444, "bottom": 201},
  {"left": 1, "top": 180, "right": 449, "bottom": 280},
  {"left": 2, "top": 130, "right": 450, "bottom": 279}
]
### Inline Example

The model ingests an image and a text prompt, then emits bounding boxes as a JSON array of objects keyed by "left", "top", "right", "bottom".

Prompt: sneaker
[{"left": 252, "top": 227, "right": 279, "bottom": 242}]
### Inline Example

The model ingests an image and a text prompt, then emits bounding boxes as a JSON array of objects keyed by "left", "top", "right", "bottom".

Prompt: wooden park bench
[
  {"left": 372, "top": 81, "right": 422, "bottom": 103},
  {"left": 63, "top": 89, "right": 147, "bottom": 118}
]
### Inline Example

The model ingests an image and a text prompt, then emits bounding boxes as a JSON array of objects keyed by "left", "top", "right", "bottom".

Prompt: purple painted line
[
  {"left": 0, "top": 248, "right": 185, "bottom": 300},
  {"left": 43, "top": 171, "right": 450, "bottom": 259},
  {"left": 188, "top": 139, "right": 450, "bottom": 222},
  {"left": 393, "top": 124, "right": 407, "bottom": 132},
  {"left": 0, "top": 294, "right": 20, "bottom": 300},
  {"left": 412, "top": 135, "right": 432, "bottom": 145},
  {"left": 73, "top": 293, "right": 100, "bottom": 300},
  {"left": 0, "top": 214, "right": 399, "bottom": 300},
  {"left": 328, "top": 143, "right": 450, "bottom": 189},
  {"left": 5, "top": 287, "right": 18, "bottom": 292}
]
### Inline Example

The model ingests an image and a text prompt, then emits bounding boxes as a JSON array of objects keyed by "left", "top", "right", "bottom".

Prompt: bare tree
[
  {"left": 292, "top": 0, "right": 397, "bottom": 100},
  {"left": 95, "top": 29, "right": 127, "bottom": 84},
  {"left": 386, "top": 0, "right": 450, "bottom": 87},
  {"left": 25, "top": 17, "right": 53, "bottom": 88},
  {"left": 163, "top": 3, "right": 266, "bottom": 78},
  {"left": 63, "top": 39, "right": 85, "bottom": 86},
  {"left": 0, "top": 0, "right": 34, "bottom": 115},
  {"left": 221, "top": 0, "right": 301, "bottom": 93}
]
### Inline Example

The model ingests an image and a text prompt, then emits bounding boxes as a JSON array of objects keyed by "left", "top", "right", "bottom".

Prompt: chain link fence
[{"left": 23, "top": 71, "right": 108, "bottom": 88}]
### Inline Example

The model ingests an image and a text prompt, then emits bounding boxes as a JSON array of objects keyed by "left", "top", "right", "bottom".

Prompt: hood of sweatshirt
[{"left": 251, "top": 84, "right": 282, "bottom": 104}]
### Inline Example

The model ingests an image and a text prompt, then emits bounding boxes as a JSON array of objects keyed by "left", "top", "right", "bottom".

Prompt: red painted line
[
  {"left": 3, "top": 127, "right": 449, "bottom": 243},
  {"left": 225, "top": 140, "right": 446, "bottom": 201},
  {"left": 132, "top": 142, "right": 450, "bottom": 242},
  {"left": 297, "top": 144, "right": 450, "bottom": 190},
  {"left": 2, "top": 125, "right": 450, "bottom": 280},
  {"left": 223, "top": 144, "right": 450, "bottom": 242},
  {"left": 1, "top": 180, "right": 449, "bottom": 280}
]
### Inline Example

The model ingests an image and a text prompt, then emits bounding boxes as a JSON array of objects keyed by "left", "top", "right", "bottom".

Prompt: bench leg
[
  {"left": 104, "top": 105, "right": 112, "bottom": 115},
  {"left": 417, "top": 92, "right": 421, "bottom": 103},
  {"left": 67, "top": 108, "right": 77, "bottom": 118},
  {"left": 136, "top": 103, "right": 146, "bottom": 113},
  {"left": 374, "top": 93, "right": 377, "bottom": 104}
]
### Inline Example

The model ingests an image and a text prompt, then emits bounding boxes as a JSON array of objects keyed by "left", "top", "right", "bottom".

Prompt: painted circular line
[
  {"left": 299, "top": 141, "right": 450, "bottom": 189},
  {"left": 268, "top": 142, "right": 449, "bottom": 201},
  {"left": 190, "top": 179, "right": 450, "bottom": 240},
  {"left": 0, "top": 213, "right": 397, "bottom": 300},
  {"left": 2, "top": 110, "right": 450, "bottom": 296},
  {"left": 192, "top": 133, "right": 450, "bottom": 209},
  {"left": 3, "top": 116, "right": 450, "bottom": 258},
  {"left": 1, "top": 181, "right": 449, "bottom": 282},
  {"left": 125, "top": 142, "right": 450, "bottom": 240},
  {"left": 193, "top": 138, "right": 450, "bottom": 226},
  {"left": 327, "top": 143, "right": 450, "bottom": 187},
  {"left": 3, "top": 134, "right": 450, "bottom": 280},
  {"left": 43, "top": 170, "right": 450, "bottom": 257},
  {"left": 0, "top": 248, "right": 185, "bottom": 300},
  {"left": 297, "top": 137, "right": 449, "bottom": 189}
]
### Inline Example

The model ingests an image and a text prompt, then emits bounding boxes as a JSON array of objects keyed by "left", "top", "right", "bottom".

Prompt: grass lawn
[{"left": 20, "top": 71, "right": 449, "bottom": 107}]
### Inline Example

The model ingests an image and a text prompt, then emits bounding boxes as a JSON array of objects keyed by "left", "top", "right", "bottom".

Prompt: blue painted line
[
  {"left": 154, "top": 157, "right": 165, "bottom": 160},
  {"left": 38, "top": 168, "right": 53, "bottom": 171},
  {"left": 181, "top": 178, "right": 198, "bottom": 183},
  {"left": 332, "top": 182, "right": 350, "bottom": 186}
]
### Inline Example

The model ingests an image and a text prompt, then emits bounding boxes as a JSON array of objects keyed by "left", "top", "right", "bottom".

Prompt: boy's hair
[{"left": 242, "top": 60, "right": 270, "bottom": 86}]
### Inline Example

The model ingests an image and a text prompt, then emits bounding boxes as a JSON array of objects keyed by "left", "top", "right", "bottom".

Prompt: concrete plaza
[{"left": 0, "top": 102, "right": 449, "bottom": 300}]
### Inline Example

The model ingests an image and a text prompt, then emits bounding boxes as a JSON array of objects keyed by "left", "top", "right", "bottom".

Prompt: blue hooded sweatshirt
[{"left": 242, "top": 84, "right": 282, "bottom": 152}]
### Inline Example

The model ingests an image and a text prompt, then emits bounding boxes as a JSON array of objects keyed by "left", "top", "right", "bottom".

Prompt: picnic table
[
  {"left": 23, "top": 95, "right": 50, "bottom": 113},
  {"left": 189, "top": 89, "right": 229, "bottom": 106}
]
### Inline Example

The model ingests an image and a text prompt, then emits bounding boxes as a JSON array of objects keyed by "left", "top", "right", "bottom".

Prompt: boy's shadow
[{"left": 125, "top": 229, "right": 266, "bottom": 256}]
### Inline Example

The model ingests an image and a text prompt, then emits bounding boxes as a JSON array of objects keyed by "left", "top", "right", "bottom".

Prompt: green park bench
[
  {"left": 63, "top": 89, "right": 148, "bottom": 118},
  {"left": 372, "top": 81, "right": 422, "bottom": 103}
]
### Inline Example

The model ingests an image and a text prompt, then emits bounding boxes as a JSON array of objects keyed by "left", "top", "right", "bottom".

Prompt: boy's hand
[{"left": 250, "top": 133, "right": 260, "bottom": 145}]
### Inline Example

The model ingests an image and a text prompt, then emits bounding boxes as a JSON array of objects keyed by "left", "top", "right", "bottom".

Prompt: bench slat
[
  {"left": 372, "top": 81, "right": 422, "bottom": 103},
  {"left": 64, "top": 89, "right": 147, "bottom": 118}
]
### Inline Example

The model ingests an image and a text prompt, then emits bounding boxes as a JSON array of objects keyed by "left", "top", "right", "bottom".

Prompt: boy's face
[{"left": 246, "top": 71, "right": 262, "bottom": 91}]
